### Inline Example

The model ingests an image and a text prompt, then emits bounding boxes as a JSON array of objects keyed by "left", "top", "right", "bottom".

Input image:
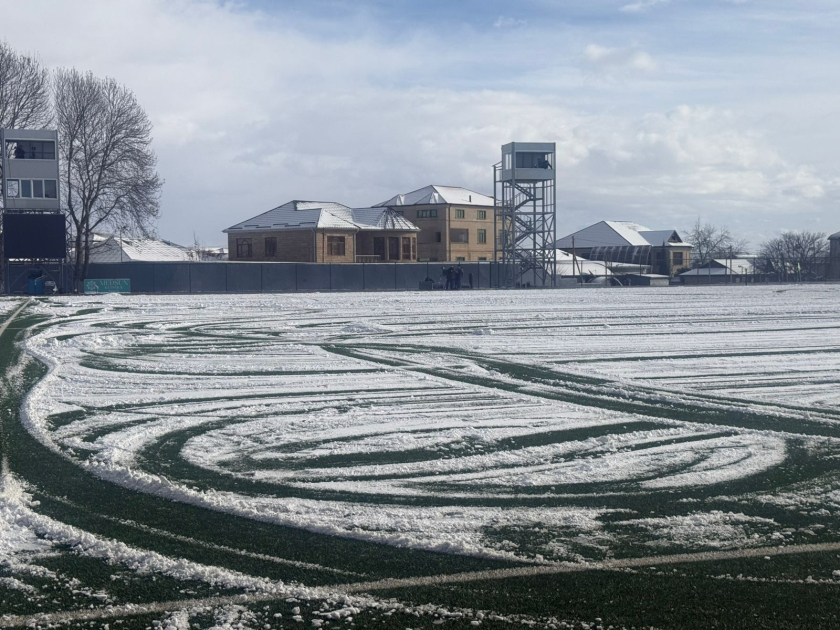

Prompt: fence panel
[
  {"left": 363, "top": 264, "right": 397, "bottom": 291},
  {"left": 225, "top": 263, "right": 261, "bottom": 292},
  {"left": 153, "top": 264, "right": 190, "bottom": 293},
  {"left": 189, "top": 264, "right": 227, "bottom": 293},
  {"left": 330, "top": 264, "right": 365, "bottom": 292},
  {"left": 296, "top": 264, "right": 331, "bottom": 291},
  {"left": 261, "top": 263, "right": 297, "bottom": 292}
]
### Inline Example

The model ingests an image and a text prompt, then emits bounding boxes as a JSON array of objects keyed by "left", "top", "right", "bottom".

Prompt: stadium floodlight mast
[{"left": 493, "top": 142, "right": 557, "bottom": 288}]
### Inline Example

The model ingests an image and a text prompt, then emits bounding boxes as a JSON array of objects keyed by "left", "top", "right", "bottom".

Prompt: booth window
[
  {"left": 6, "top": 140, "right": 56, "bottom": 160},
  {"left": 13, "top": 179, "right": 58, "bottom": 199}
]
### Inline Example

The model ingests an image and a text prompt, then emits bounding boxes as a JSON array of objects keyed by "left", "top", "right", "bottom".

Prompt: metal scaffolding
[{"left": 494, "top": 142, "right": 556, "bottom": 287}]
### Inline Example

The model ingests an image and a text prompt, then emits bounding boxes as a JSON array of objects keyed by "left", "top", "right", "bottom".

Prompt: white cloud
[
  {"left": 2, "top": 0, "right": 837, "bottom": 244},
  {"left": 583, "top": 44, "right": 658, "bottom": 73},
  {"left": 493, "top": 16, "right": 527, "bottom": 29},
  {"left": 620, "top": 0, "right": 671, "bottom": 13}
]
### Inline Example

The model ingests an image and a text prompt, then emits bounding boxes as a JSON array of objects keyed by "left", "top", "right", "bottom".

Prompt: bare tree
[
  {"left": 0, "top": 42, "right": 51, "bottom": 130},
  {"left": 685, "top": 218, "right": 749, "bottom": 267},
  {"left": 757, "top": 231, "right": 828, "bottom": 280},
  {"left": 54, "top": 69, "right": 162, "bottom": 288},
  {"left": 0, "top": 42, "right": 52, "bottom": 288}
]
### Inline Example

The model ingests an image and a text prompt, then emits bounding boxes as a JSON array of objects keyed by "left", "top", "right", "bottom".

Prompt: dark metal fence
[{"left": 4, "top": 261, "right": 497, "bottom": 294}]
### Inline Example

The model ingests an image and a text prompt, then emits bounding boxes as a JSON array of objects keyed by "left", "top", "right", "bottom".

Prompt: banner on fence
[{"left": 84, "top": 278, "right": 131, "bottom": 293}]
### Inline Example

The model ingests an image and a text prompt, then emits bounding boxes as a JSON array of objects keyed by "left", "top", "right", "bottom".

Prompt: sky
[{"left": 4, "top": 0, "right": 840, "bottom": 247}]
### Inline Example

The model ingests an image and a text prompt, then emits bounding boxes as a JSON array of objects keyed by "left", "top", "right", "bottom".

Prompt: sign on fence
[{"left": 84, "top": 278, "right": 131, "bottom": 293}]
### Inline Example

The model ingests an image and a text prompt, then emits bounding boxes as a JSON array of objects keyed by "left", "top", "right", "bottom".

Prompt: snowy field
[{"left": 3, "top": 285, "right": 840, "bottom": 628}]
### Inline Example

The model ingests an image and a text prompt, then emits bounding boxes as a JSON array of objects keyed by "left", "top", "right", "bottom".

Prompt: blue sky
[{"left": 4, "top": 0, "right": 839, "bottom": 247}]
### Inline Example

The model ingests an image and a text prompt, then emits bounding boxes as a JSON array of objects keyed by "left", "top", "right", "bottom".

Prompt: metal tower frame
[{"left": 494, "top": 142, "right": 556, "bottom": 287}]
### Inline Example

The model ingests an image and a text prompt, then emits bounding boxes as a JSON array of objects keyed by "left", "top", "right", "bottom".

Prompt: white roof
[
  {"left": 830, "top": 231, "right": 840, "bottom": 240},
  {"left": 554, "top": 250, "right": 613, "bottom": 276},
  {"left": 225, "top": 201, "right": 419, "bottom": 233},
  {"left": 88, "top": 235, "right": 193, "bottom": 263},
  {"left": 679, "top": 259, "right": 755, "bottom": 276},
  {"left": 556, "top": 221, "right": 690, "bottom": 250},
  {"left": 375, "top": 185, "right": 494, "bottom": 208}
]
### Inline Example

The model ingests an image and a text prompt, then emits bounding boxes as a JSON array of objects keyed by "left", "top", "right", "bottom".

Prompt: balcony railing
[{"left": 355, "top": 255, "right": 383, "bottom": 263}]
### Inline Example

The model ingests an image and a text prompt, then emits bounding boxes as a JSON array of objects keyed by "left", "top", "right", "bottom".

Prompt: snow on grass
[{"left": 15, "top": 285, "right": 840, "bottom": 565}]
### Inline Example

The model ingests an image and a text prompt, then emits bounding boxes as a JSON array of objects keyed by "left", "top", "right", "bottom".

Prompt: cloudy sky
[{"left": 5, "top": 0, "right": 840, "bottom": 247}]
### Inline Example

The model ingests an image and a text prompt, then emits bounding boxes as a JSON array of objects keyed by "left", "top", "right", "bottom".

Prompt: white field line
[
  {"left": 335, "top": 540, "right": 840, "bottom": 593},
  {"left": 0, "top": 300, "right": 29, "bottom": 339},
  {"left": 5, "top": 541, "right": 840, "bottom": 627}
]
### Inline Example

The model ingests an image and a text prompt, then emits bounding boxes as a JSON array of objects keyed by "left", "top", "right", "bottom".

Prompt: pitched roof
[
  {"left": 88, "top": 235, "right": 193, "bottom": 263},
  {"left": 556, "top": 221, "right": 691, "bottom": 250},
  {"left": 830, "top": 231, "right": 840, "bottom": 240},
  {"left": 224, "top": 200, "right": 418, "bottom": 233},
  {"left": 679, "top": 258, "right": 756, "bottom": 276},
  {"left": 374, "top": 185, "right": 494, "bottom": 208}
]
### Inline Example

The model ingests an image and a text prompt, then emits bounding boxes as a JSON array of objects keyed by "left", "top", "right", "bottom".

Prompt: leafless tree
[
  {"left": 0, "top": 42, "right": 51, "bottom": 130},
  {"left": 54, "top": 69, "right": 162, "bottom": 288},
  {"left": 685, "top": 218, "right": 749, "bottom": 267},
  {"left": 0, "top": 43, "right": 52, "bottom": 288},
  {"left": 756, "top": 231, "right": 828, "bottom": 280}
]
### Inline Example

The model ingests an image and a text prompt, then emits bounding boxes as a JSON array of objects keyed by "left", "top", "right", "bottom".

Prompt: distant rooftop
[
  {"left": 224, "top": 200, "right": 418, "bottom": 233},
  {"left": 556, "top": 220, "right": 691, "bottom": 250},
  {"left": 375, "top": 185, "right": 494, "bottom": 208}
]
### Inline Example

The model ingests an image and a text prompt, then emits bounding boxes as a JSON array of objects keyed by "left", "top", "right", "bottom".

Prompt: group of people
[{"left": 442, "top": 265, "right": 473, "bottom": 290}]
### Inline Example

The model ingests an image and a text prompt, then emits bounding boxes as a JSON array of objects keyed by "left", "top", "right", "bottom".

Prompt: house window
[
  {"left": 373, "top": 237, "right": 385, "bottom": 260},
  {"left": 417, "top": 209, "right": 438, "bottom": 218},
  {"left": 478, "top": 257, "right": 488, "bottom": 261},
  {"left": 435, "top": 232, "right": 442, "bottom": 243},
  {"left": 327, "top": 236, "right": 346, "bottom": 256},
  {"left": 394, "top": 210, "right": 404, "bottom": 216},
  {"left": 388, "top": 237, "right": 400, "bottom": 260},
  {"left": 451, "top": 229, "right": 469, "bottom": 243},
  {"left": 412, "top": 238, "right": 417, "bottom": 259},
  {"left": 264, "top": 237, "right": 277, "bottom": 257},
  {"left": 5, "top": 180, "right": 19, "bottom": 197},
  {"left": 456, "top": 257, "right": 466, "bottom": 262},
  {"left": 13, "top": 179, "right": 58, "bottom": 199},
  {"left": 402, "top": 237, "right": 412, "bottom": 260},
  {"left": 6, "top": 140, "right": 56, "bottom": 160},
  {"left": 477, "top": 229, "right": 487, "bottom": 244},
  {"left": 456, "top": 209, "right": 465, "bottom": 219},
  {"left": 672, "top": 252, "right": 684, "bottom": 266},
  {"left": 236, "top": 238, "right": 253, "bottom": 258},
  {"left": 478, "top": 210, "right": 487, "bottom": 220}
]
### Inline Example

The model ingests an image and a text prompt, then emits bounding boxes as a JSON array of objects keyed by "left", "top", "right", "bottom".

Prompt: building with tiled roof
[
  {"left": 374, "top": 185, "right": 496, "bottom": 262},
  {"left": 555, "top": 220, "right": 693, "bottom": 276},
  {"left": 224, "top": 201, "right": 420, "bottom": 263}
]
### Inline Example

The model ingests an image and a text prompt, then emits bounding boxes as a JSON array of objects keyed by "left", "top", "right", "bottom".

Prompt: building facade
[
  {"left": 375, "top": 185, "right": 496, "bottom": 262},
  {"left": 225, "top": 201, "right": 419, "bottom": 263},
  {"left": 556, "top": 221, "right": 693, "bottom": 277}
]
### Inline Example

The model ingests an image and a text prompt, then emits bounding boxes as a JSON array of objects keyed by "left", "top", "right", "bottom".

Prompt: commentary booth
[{"left": 1, "top": 129, "right": 67, "bottom": 294}]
